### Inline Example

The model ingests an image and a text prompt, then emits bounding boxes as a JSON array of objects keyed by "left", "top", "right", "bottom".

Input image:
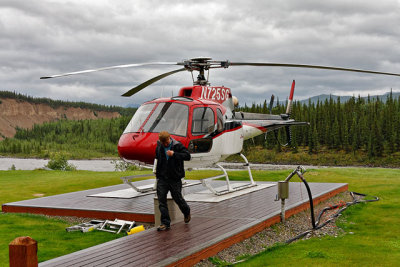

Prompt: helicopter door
[
  {"left": 189, "top": 106, "right": 215, "bottom": 153},
  {"left": 216, "top": 108, "right": 224, "bottom": 133}
]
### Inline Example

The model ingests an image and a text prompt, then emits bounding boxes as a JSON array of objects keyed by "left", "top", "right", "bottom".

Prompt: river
[
  {"left": 0, "top": 157, "right": 328, "bottom": 171},
  {"left": 0, "top": 157, "right": 116, "bottom": 171}
]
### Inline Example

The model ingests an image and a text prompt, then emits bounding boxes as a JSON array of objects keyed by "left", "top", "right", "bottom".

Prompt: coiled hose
[
  {"left": 230, "top": 191, "right": 379, "bottom": 265},
  {"left": 285, "top": 191, "right": 379, "bottom": 244}
]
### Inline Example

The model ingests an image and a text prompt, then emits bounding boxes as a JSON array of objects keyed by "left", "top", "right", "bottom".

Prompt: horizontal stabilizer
[
  {"left": 260, "top": 121, "right": 309, "bottom": 132},
  {"left": 235, "top": 112, "right": 282, "bottom": 120}
]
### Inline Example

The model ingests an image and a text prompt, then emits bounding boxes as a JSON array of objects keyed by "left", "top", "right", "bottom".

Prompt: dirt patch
[{"left": 0, "top": 98, "right": 120, "bottom": 140}]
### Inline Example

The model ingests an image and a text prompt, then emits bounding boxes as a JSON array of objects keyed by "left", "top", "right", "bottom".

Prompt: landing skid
[
  {"left": 121, "top": 173, "right": 157, "bottom": 193},
  {"left": 120, "top": 159, "right": 158, "bottom": 193},
  {"left": 121, "top": 173, "right": 199, "bottom": 195},
  {"left": 201, "top": 153, "right": 257, "bottom": 196},
  {"left": 121, "top": 154, "right": 257, "bottom": 196}
]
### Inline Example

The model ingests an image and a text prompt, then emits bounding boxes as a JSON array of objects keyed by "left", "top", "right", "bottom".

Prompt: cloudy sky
[{"left": 1, "top": 0, "right": 400, "bottom": 107}]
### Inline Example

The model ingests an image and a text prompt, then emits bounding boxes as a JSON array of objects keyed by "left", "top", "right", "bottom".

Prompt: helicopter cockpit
[{"left": 119, "top": 96, "right": 227, "bottom": 164}]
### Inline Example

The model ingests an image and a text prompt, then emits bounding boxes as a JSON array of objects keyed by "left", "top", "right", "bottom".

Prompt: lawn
[
  {"left": 0, "top": 170, "right": 147, "bottom": 264},
  {"left": 1, "top": 168, "right": 399, "bottom": 266},
  {"left": 234, "top": 168, "right": 400, "bottom": 266}
]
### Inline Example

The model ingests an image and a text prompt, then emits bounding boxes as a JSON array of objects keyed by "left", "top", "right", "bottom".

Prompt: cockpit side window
[
  {"left": 123, "top": 103, "right": 156, "bottom": 133},
  {"left": 192, "top": 107, "right": 215, "bottom": 135}
]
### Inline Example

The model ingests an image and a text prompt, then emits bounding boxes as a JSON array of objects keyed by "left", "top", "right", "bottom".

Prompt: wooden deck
[{"left": 2, "top": 179, "right": 347, "bottom": 266}]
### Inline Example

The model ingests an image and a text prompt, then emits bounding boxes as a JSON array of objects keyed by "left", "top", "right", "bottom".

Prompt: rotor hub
[{"left": 182, "top": 58, "right": 230, "bottom": 86}]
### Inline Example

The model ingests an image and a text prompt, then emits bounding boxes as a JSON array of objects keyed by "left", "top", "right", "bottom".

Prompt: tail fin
[
  {"left": 285, "top": 80, "right": 295, "bottom": 115},
  {"left": 280, "top": 80, "right": 295, "bottom": 146}
]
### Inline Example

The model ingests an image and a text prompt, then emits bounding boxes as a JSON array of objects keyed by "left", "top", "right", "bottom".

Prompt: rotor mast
[
  {"left": 195, "top": 65, "right": 208, "bottom": 86},
  {"left": 183, "top": 57, "right": 230, "bottom": 86}
]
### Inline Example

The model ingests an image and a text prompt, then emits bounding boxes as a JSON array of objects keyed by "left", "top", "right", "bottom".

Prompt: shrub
[
  {"left": 46, "top": 153, "right": 76, "bottom": 171},
  {"left": 112, "top": 160, "right": 140, "bottom": 171}
]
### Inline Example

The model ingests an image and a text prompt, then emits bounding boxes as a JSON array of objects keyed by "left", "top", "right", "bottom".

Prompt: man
[{"left": 155, "top": 131, "right": 191, "bottom": 231}]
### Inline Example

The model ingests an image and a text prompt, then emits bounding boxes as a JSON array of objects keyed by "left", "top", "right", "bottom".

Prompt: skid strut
[
  {"left": 121, "top": 159, "right": 199, "bottom": 194},
  {"left": 201, "top": 153, "right": 257, "bottom": 195},
  {"left": 120, "top": 159, "right": 159, "bottom": 193},
  {"left": 121, "top": 173, "right": 158, "bottom": 193}
]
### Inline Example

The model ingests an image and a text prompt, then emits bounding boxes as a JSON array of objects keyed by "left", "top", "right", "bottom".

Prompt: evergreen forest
[
  {"left": 0, "top": 117, "right": 132, "bottom": 158},
  {"left": 239, "top": 92, "right": 400, "bottom": 158}
]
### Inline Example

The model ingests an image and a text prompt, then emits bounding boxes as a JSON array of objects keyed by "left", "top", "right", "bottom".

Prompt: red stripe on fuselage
[
  {"left": 243, "top": 122, "right": 268, "bottom": 133},
  {"left": 214, "top": 125, "right": 242, "bottom": 138}
]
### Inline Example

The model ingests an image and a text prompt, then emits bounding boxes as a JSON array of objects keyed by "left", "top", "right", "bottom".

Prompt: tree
[
  {"left": 342, "top": 117, "right": 350, "bottom": 152},
  {"left": 332, "top": 118, "right": 340, "bottom": 149},
  {"left": 308, "top": 124, "right": 318, "bottom": 154}
]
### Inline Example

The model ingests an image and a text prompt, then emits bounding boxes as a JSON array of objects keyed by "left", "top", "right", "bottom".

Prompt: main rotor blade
[
  {"left": 40, "top": 62, "right": 179, "bottom": 79},
  {"left": 121, "top": 68, "right": 187, "bottom": 97},
  {"left": 229, "top": 62, "right": 400, "bottom": 77}
]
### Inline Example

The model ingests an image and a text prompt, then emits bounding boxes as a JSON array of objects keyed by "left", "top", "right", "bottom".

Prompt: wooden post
[{"left": 9, "top": 236, "right": 38, "bottom": 267}]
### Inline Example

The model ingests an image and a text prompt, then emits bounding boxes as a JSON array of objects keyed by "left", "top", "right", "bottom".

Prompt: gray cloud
[{"left": 1, "top": 0, "right": 399, "bottom": 107}]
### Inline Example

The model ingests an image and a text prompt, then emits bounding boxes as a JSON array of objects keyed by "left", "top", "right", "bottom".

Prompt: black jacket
[{"left": 155, "top": 138, "right": 191, "bottom": 181}]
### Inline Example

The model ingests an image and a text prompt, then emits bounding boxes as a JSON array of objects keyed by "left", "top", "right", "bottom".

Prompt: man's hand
[{"left": 167, "top": 150, "right": 174, "bottom": 157}]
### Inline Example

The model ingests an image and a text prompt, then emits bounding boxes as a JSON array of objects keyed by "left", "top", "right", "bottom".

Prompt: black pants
[{"left": 156, "top": 178, "right": 190, "bottom": 227}]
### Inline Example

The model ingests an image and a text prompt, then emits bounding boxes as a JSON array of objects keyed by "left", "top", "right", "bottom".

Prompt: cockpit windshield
[
  {"left": 123, "top": 103, "right": 156, "bottom": 133},
  {"left": 123, "top": 102, "right": 189, "bottom": 136},
  {"left": 143, "top": 102, "right": 188, "bottom": 136}
]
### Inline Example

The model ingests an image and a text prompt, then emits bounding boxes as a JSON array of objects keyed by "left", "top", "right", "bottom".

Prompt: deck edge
[{"left": 2, "top": 205, "right": 155, "bottom": 223}]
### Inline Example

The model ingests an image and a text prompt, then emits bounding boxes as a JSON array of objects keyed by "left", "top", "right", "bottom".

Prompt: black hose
[
  {"left": 286, "top": 191, "right": 379, "bottom": 244},
  {"left": 296, "top": 171, "right": 316, "bottom": 229}
]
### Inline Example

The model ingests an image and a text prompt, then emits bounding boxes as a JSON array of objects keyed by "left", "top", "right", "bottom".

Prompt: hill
[
  {"left": 300, "top": 91, "right": 400, "bottom": 105},
  {"left": 0, "top": 91, "right": 134, "bottom": 140},
  {"left": 242, "top": 91, "right": 400, "bottom": 108}
]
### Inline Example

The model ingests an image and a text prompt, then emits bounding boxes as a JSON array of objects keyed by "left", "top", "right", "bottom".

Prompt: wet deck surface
[{"left": 3, "top": 180, "right": 347, "bottom": 266}]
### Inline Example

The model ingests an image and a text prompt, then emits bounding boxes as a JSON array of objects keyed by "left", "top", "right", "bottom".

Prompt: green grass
[
  {"left": 0, "top": 169, "right": 152, "bottom": 264},
  {"left": 233, "top": 167, "right": 400, "bottom": 266},
  {"left": 0, "top": 213, "right": 125, "bottom": 264},
  {"left": 1, "top": 168, "right": 400, "bottom": 266}
]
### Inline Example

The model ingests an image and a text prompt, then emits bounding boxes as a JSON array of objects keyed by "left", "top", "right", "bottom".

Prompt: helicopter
[{"left": 41, "top": 57, "right": 400, "bottom": 195}]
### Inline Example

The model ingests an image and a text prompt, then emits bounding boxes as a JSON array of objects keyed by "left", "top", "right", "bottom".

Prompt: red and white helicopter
[{"left": 41, "top": 57, "right": 400, "bottom": 195}]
